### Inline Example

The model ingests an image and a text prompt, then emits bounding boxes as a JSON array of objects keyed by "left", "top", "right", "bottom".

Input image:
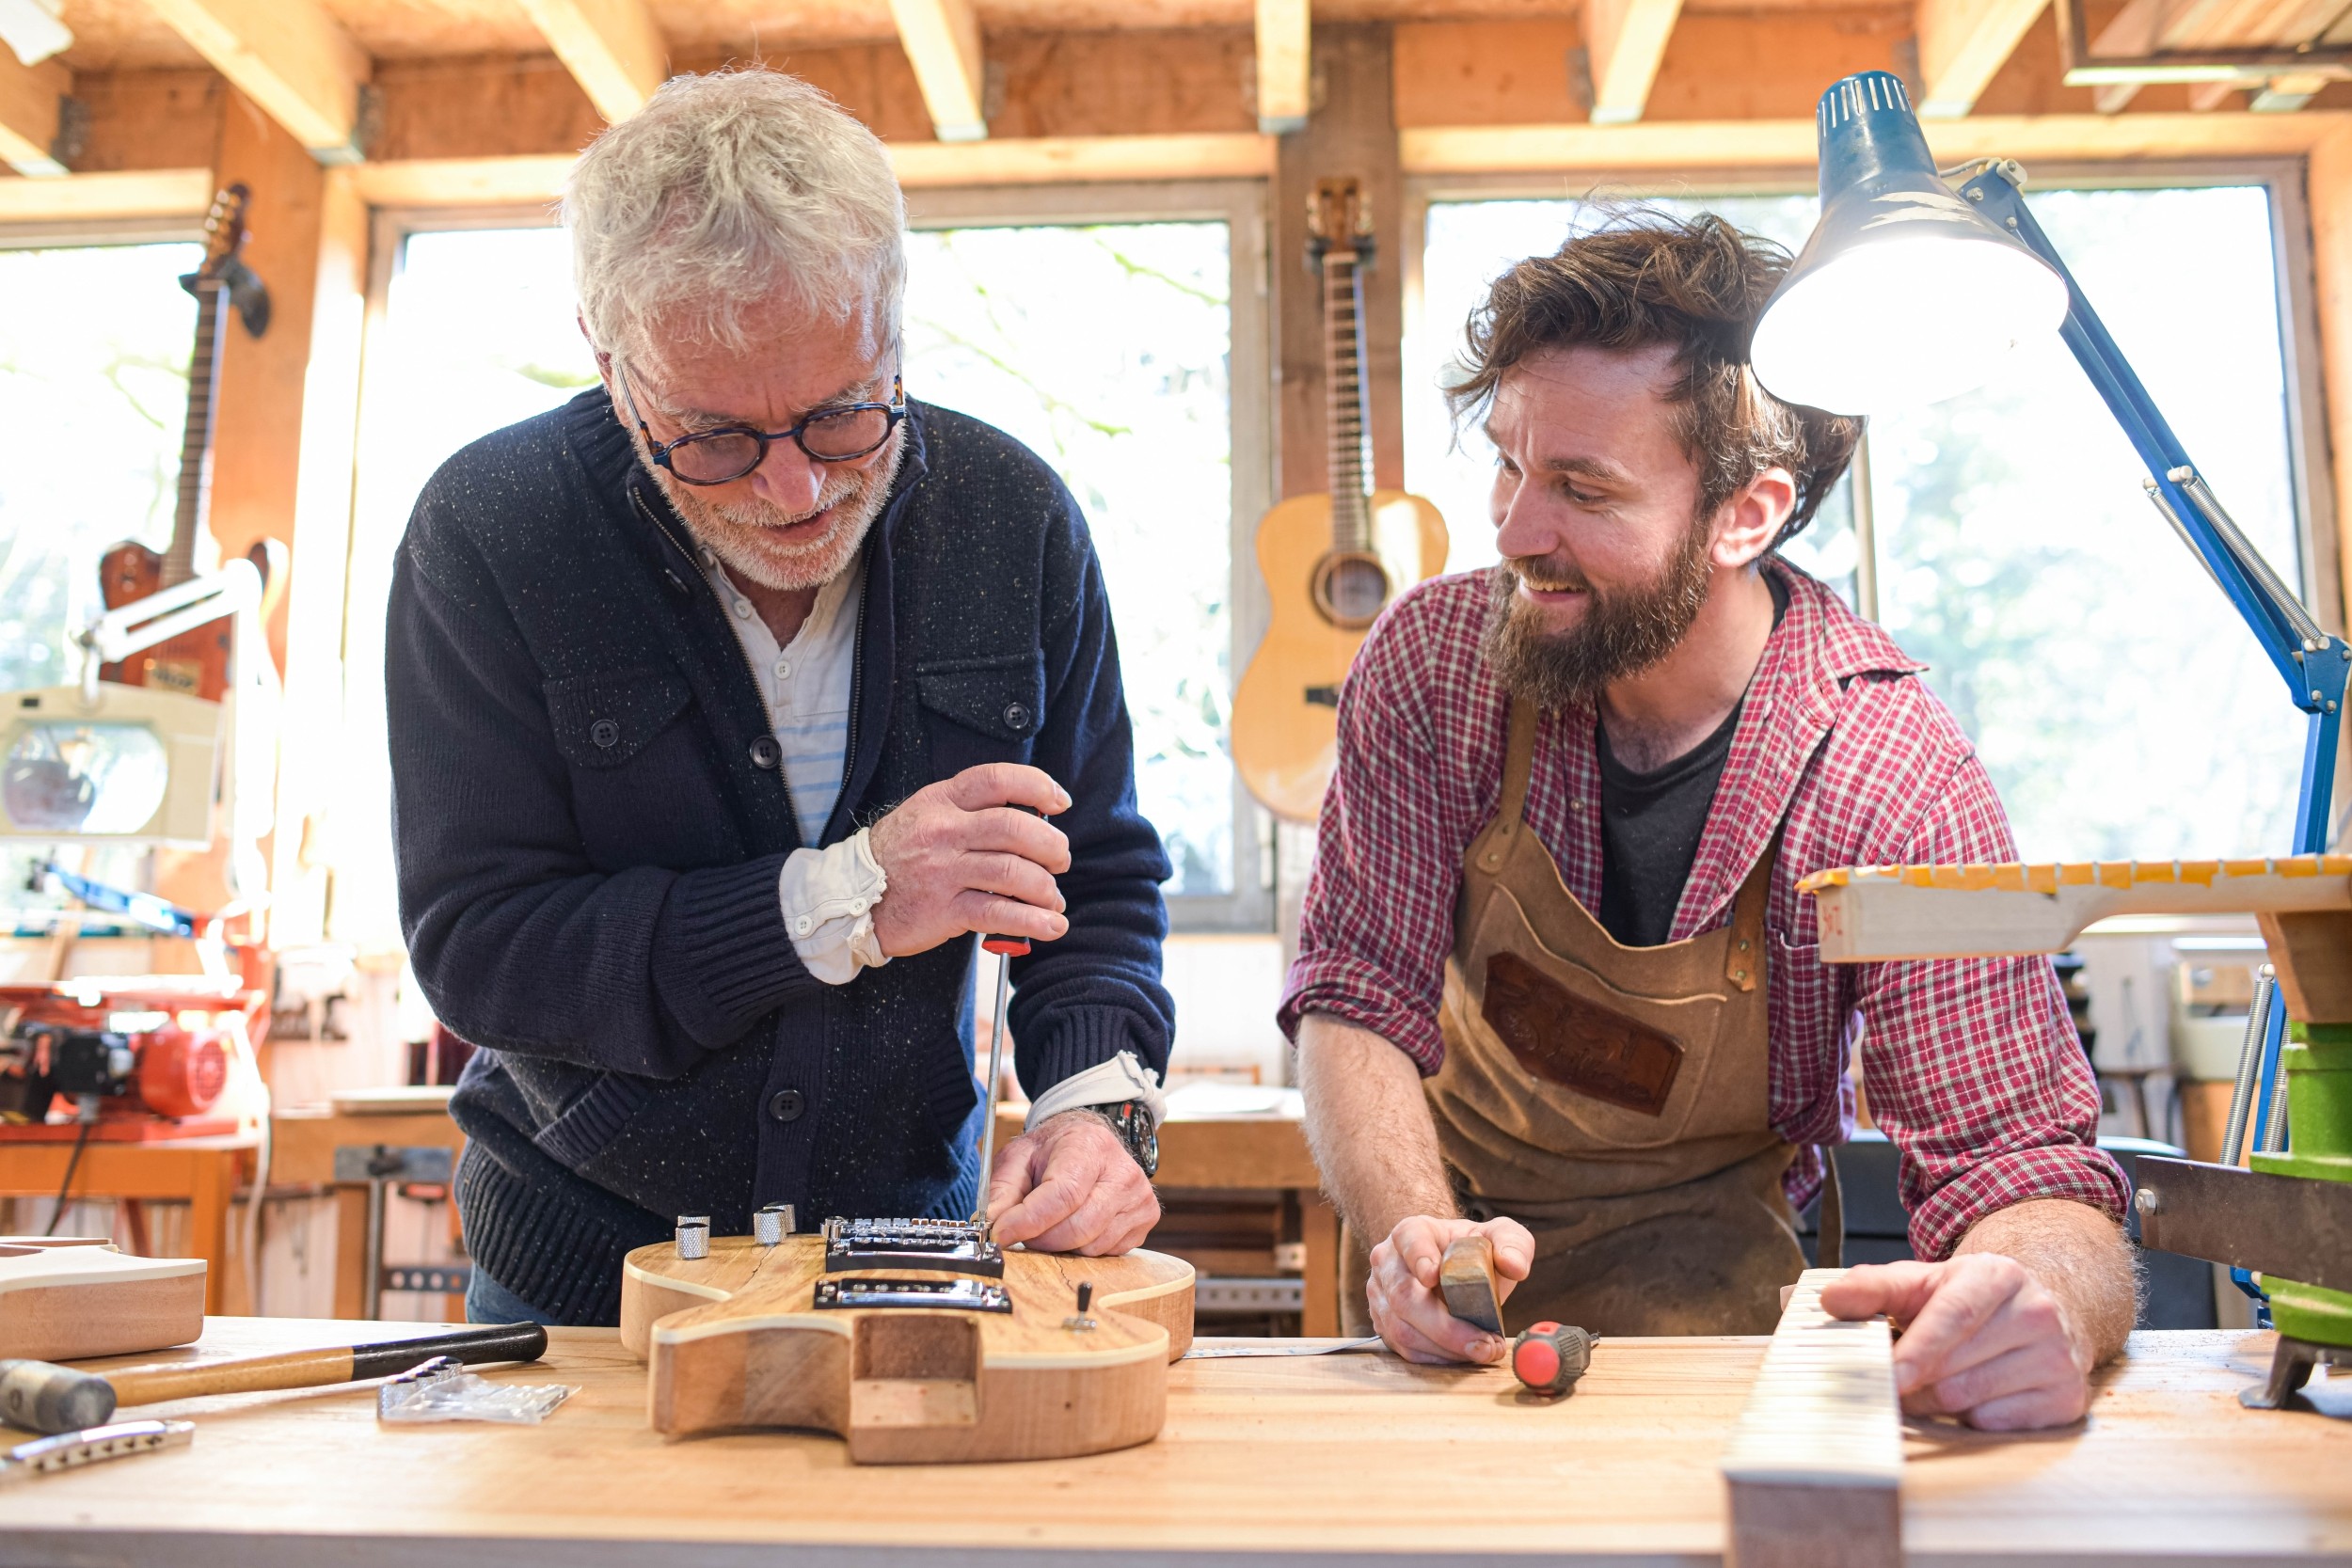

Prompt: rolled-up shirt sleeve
[
  {"left": 1854, "top": 752, "right": 2132, "bottom": 1259},
  {"left": 1278, "top": 590, "right": 1483, "bottom": 1074}
]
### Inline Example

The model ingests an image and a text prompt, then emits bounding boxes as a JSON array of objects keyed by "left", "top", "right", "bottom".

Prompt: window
[
  {"left": 0, "top": 240, "right": 203, "bottom": 695},
  {"left": 339, "top": 187, "right": 1270, "bottom": 951},
  {"left": 1408, "top": 180, "right": 2323, "bottom": 861}
]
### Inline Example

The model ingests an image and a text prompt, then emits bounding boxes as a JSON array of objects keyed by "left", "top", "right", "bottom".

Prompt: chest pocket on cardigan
[
  {"left": 914, "top": 654, "right": 1045, "bottom": 779},
  {"left": 544, "top": 667, "right": 692, "bottom": 769}
]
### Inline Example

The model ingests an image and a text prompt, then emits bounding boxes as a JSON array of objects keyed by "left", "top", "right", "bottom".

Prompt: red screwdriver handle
[{"left": 981, "top": 802, "right": 1046, "bottom": 956}]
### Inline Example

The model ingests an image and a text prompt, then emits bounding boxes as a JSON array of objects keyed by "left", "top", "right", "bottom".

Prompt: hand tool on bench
[
  {"left": 1509, "top": 1322, "right": 1596, "bottom": 1396},
  {"left": 1438, "top": 1232, "right": 1503, "bottom": 1335},
  {"left": 0, "top": 1322, "right": 548, "bottom": 1434}
]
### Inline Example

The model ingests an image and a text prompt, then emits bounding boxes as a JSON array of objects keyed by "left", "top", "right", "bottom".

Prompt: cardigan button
[
  {"left": 750, "top": 736, "right": 782, "bottom": 769},
  {"left": 1004, "top": 702, "right": 1033, "bottom": 733},
  {"left": 590, "top": 719, "right": 620, "bottom": 750},
  {"left": 768, "top": 1088, "right": 806, "bottom": 1123}
]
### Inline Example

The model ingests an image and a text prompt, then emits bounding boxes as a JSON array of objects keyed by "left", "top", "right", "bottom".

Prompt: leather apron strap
[{"left": 1816, "top": 1146, "right": 1843, "bottom": 1271}]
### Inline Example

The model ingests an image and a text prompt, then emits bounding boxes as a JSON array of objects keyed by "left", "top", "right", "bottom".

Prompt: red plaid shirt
[{"left": 1278, "top": 560, "right": 2129, "bottom": 1260}]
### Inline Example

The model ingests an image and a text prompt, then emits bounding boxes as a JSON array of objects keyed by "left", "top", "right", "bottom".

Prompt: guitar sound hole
[{"left": 1313, "top": 553, "right": 1391, "bottom": 630}]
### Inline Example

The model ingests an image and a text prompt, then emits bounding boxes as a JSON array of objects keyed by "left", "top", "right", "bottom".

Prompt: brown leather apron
[{"left": 1343, "top": 695, "right": 1839, "bottom": 1338}]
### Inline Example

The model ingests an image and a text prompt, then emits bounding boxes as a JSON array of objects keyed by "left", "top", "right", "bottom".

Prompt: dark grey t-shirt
[{"left": 1595, "top": 574, "right": 1788, "bottom": 948}]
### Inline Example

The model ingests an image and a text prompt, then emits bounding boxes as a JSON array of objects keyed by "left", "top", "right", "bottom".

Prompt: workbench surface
[{"left": 4, "top": 1318, "right": 2347, "bottom": 1566}]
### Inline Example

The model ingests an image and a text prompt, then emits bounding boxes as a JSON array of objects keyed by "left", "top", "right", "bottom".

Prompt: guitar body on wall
[
  {"left": 98, "top": 182, "right": 273, "bottom": 703},
  {"left": 1232, "top": 177, "right": 1447, "bottom": 825}
]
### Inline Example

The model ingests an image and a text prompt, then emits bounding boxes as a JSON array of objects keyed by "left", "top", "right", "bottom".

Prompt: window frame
[
  {"left": 358, "top": 183, "right": 1277, "bottom": 935},
  {"left": 1401, "top": 161, "right": 2344, "bottom": 641}
]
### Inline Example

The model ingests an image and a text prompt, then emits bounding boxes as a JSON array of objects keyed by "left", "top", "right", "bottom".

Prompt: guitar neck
[
  {"left": 1322, "top": 250, "right": 1372, "bottom": 554},
  {"left": 167, "top": 280, "right": 229, "bottom": 589}
]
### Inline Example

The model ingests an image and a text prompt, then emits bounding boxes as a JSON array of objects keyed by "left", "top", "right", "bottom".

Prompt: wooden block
[
  {"left": 2257, "top": 910, "right": 2352, "bottom": 1026},
  {"left": 1438, "top": 1233, "right": 1502, "bottom": 1334},
  {"left": 0, "top": 1239, "right": 206, "bottom": 1361},
  {"left": 1722, "top": 1268, "right": 1902, "bottom": 1568}
]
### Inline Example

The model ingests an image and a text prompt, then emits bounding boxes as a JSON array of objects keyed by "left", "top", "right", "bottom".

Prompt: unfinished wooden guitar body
[
  {"left": 620, "top": 1219, "right": 1194, "bottom": 1464},
  {"left": 0, "top": 1239, "right": 206, "bottom": 1361}
]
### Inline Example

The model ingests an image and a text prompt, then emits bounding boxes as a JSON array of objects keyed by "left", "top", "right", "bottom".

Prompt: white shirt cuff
[
  {"left": 1023, "top": 1050, "right": 1167, "bottom": 1132},
  {"left": 778, "top": 828, "right": 890, "bottom": 987}
]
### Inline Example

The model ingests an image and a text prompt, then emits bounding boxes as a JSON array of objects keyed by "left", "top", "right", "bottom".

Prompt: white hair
[{"left": 565, "top": 70, "right": 907, "bottom": 366}]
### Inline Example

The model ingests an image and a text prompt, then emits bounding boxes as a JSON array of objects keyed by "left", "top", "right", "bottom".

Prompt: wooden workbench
[
  {"left": 0, "top": 1135, "right": 255, "bottom": 1314},
  {"left": 4, "top": 1317, "right": 2347, "bottom": 1565}
]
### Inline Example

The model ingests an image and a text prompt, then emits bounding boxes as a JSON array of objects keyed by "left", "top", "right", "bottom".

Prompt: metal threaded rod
[
  {"left": 2220, "top": 968, "right": 2274, "bottom": 1167},
  {"left": 2258, "top": 1015, "right": 2295, "bottom": 1156}
]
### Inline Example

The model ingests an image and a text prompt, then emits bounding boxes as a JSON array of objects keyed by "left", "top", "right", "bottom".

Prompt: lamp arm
[
  {"left": 77, "top": 560, "right": 264, "bottom": 702},
  {"left": 1955, "top": 167, "right": 2337, "bottom": 699}
]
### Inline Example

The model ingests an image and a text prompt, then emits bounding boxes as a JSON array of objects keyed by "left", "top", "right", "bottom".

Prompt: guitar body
[
  {"left": 0, "top": 1239, "right": 207, "bottom": 1361},
  {"left": 96, "top": 540, "right": 231, "bottom": 700},
  {"left": 620, "top": 1230, "right": 1195, "bottom": 1464},
  {"left": 1233, "top": 488, "right": 1448, "bottom": 822}
]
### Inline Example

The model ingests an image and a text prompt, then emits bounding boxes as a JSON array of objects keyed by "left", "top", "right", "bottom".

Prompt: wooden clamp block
[
  {"left": 1721, "top": 1268, "right": 1902, "bottom": 1568},
  {"left": 0, "top": 1240, "right": 206, "bottom": 1362}
]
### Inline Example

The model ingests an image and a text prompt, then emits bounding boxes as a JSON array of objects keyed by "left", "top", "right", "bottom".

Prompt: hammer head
[{"left": 0, "top": 1358, "right": 118, "bottom": 1434}]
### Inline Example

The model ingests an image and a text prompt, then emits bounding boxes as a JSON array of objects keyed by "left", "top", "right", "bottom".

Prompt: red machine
[{"left": 0, "top": 982, "right": 265, "bottom": 1141}]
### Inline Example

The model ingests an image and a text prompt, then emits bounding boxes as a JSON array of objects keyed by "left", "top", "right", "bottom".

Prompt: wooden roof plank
[
  {"left": 889, "top": 0, "right": 989, "bottom": 140},
  {"left": 1586, "top": 0, "right": 1687, "bottom": 122},
  {"left": 1917, "top": 0, "right": 2054, "bottom": 115},
  {"left": 0, "top": 45, "right": 70, "bottom": 175},
  {"left": 140, "top": 0, "right": 369, "bottom": 156},
  {"left": 1255, "top": 0, "right": 1311, "bottom": 131},
  {"left": 514, "top": 0, "right": 670, "bottom": 122}
]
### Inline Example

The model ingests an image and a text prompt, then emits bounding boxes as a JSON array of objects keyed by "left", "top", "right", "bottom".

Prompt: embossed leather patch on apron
[{"left": 1481, "top": 950, "right": 1684, "bottom": 1116}]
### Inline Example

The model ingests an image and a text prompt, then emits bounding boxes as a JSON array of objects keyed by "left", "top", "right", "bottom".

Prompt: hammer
[{"left": 0, "top": 1323, "right": 548, "bottom": 1434}]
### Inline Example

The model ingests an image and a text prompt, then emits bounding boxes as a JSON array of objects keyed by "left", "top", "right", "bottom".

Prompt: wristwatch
[{"left": 1087, "top": 1099, "right": 1160, "bottom": 1179}]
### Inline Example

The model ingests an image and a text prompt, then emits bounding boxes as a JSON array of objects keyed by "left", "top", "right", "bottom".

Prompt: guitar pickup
[
  {"left": 821, "top": 1217, "right": 1005, "bottom": 1277},
  {"left": 814, "top": 1277, "right": 1013, "bottom": 1313}
]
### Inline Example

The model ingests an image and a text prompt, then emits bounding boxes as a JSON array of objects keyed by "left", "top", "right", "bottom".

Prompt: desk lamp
[{"left": 1755, "top": 71, "right": 2348, "bottom": 1341}]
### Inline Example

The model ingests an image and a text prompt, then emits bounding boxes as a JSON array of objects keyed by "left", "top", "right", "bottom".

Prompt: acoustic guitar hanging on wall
[
  {"left": 1232, "top": 177, "right": 1448, "bottom": 824},
  {"left": 96, "top": 182, "right": 273, "bottom": 702}
]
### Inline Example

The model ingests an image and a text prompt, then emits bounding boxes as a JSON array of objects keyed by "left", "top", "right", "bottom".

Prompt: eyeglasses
[{"left": 618, "top": 365, "right": 906, "bottom": 485}]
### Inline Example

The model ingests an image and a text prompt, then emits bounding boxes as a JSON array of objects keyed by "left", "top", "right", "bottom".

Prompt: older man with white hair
[{"left": 387, "top": 71, "right": 1173, "bottom": 1327}]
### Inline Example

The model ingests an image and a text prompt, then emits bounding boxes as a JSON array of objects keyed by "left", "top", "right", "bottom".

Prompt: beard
[
  {"left": 1481, "top": 514, "right": 1715, "bottom": 709},
  {"left": 644, "top": 431, "right": 905, "bottom": 593}
]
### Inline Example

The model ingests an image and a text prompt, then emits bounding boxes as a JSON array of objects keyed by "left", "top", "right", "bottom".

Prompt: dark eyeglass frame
[{"left": 618, "top": 365, "right": 906, "bottom": 485}]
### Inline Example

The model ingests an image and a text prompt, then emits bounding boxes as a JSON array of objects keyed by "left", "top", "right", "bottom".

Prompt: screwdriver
[{"left": 972, "top": 803, "right": 1044, "bottom": 1226}]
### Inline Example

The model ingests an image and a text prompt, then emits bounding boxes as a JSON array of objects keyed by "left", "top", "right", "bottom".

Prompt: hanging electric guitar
[
  {"left": 96, "top": 183, "right": 273, "bottom": 701},
  {"left": 1232, "top": 177, "right": 1448, "bottom": 824}
]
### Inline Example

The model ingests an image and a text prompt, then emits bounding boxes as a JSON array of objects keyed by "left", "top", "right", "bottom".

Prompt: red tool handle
[{"left": 981, "top": 803, "right": 1045, "bottom": 956}]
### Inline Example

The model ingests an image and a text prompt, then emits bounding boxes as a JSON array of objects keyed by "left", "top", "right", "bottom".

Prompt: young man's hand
[
  {"left": 1365, "top": 1215, "right": 1534, "bottom": 1365},
  {"left": 1820, "top": 1254, "right": 2092, "bottom": 1429},
  {"left": 983, "top": 1109, "right": 1159, "bottom": 1255},
  {"left": 868, "top": 763, "right": 1071, "bottom": 958}
]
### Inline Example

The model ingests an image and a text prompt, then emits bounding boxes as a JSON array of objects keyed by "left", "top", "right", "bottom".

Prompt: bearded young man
[
  {"left": 386, "top": 71, "right": 1170, "bottom": 1328},
  {"left": 1282, "top": 214, "right": 2139, "bottom": 1431}
]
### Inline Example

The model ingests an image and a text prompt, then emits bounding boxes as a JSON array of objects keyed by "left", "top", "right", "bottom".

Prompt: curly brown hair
[{"left": 1445, "top": 207, "right": 1861, "bottom": 547}]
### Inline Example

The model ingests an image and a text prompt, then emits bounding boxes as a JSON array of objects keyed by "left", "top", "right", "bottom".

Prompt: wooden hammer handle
[{"left": 104, "top": 1323, "right": 548, "bottom": 1408}]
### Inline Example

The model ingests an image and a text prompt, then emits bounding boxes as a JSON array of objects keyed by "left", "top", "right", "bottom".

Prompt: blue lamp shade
[{"left": 1749, "top": 72, "right": 2070, "bottom": 418}]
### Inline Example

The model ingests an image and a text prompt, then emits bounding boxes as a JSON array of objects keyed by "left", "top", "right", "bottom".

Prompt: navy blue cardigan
[{"left": 387, "top": 389, "right": 1173, "bottom": 1323}]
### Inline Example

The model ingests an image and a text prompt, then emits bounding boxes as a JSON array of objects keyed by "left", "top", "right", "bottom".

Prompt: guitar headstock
[
  {"left": 1306, "top": 176, "right": 1374, "bottom": 265},
  {"left": 197, "top": 183, "right": 253, "bottom": 279}
]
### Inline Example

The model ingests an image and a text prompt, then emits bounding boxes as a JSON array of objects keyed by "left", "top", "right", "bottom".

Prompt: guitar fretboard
[
  {"left": 167, "top": 279, "right": 229, "bottom": 590},
  {"left": 1322, "top": 249, "right": 1371, "bottom": 554},
  {"left": 1722, "top": 1268, "right": 1903, "bottom": 1489}
]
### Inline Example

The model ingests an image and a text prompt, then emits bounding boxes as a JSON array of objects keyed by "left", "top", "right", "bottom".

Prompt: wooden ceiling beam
[
  {"left": 889, "top": 0, "right": 988, "bottom": 141},
  {"left": 0, "top": 44, "right": 70, "bottom": 175},
  {"left": 1915, "top": 0, "right": 2050, "bottom": 116},
  {"left": 140, "top": 0, "right": 369, "bottom": 158},
  {"left": 1255, "top": 0, "right": 1311, "bottom": 133},
  {"left": 1585, "top": 0, "right": 1687, "bottom": 123},
  {"left": 513, "top": 0, "right": 668, "bottom": 123}
]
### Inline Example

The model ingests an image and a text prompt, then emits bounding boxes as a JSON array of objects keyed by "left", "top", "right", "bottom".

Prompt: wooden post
[{"left": 1299, "top": 1194, "right": 1340, "bottom": 1336}]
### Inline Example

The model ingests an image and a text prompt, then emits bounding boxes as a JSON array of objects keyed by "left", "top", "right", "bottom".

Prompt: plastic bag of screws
[{"left": 376, "top": 1356, "right": 579, "bottom": 1425}]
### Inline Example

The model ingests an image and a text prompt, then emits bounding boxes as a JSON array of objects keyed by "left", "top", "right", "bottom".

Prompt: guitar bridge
[
  {"left": 814, "top": 1276, "right": 1013, "bottom": 1313},
  {"left": 821, "top": 1217, "right": 1005, "bottom": 1277}
]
